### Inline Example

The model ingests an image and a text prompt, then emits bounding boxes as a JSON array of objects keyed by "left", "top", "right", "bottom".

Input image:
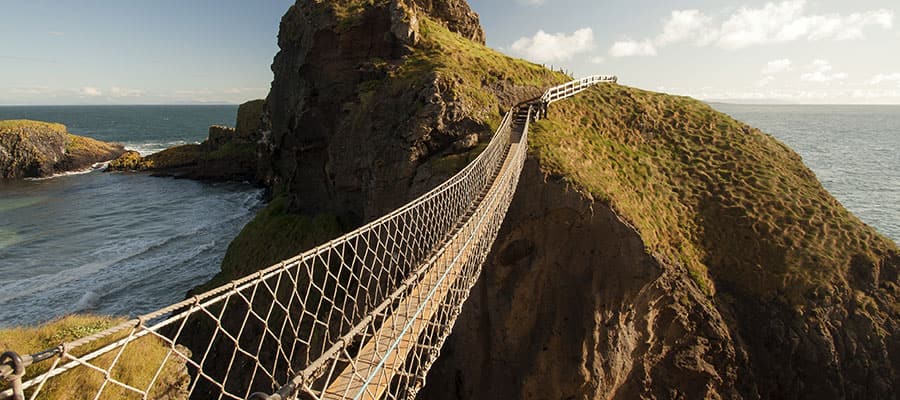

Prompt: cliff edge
[
  {"left": 0, "top": 120, "right": 125, "bottom": 179},
  {"left": 421, "top": 84, "right": 899, "bottom": 400},
  {"left": 191, "top": 1, "right": 899, "bottom": 398}
]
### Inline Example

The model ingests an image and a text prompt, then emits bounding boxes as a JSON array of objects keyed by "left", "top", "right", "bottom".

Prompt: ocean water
[
  {"left": 0, "top": 105, "right": 262, "bottom": 328},
  {"left": 713, "top": 104, "right": 900, "bottom": 244},
  {"left": 0, "top": 105, "right": 238, "bottom": 155}
]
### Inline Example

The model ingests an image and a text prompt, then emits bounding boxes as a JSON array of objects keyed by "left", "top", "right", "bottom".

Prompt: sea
[
  {"left": 713, "top": 104, "right": 899, "bottom": 245},
  {"left": 0, "top": 104, "right": 898, "bottom": 328},
  {"left": 0, "top": 105, "right": 264, "bottom": 328}
]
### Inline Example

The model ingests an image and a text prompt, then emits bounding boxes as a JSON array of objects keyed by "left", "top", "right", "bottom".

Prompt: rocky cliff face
[
  {"left": 421, "top": 161, "right": 745, "bottom": 399},
  {"left": 200, "top": 1, "right": 898, "bottom": 399},
  {"left": 259, "top": 0, "right": 542, "bottom": 227},
  {"left": 108, "top": 100, "right": 264, "bottom": 182},
  {"left": 422, "top": 85, "right": 899, "bottom": 400},
  {"left": 0, "top": 120, "right": 124, "bottom": 179}
]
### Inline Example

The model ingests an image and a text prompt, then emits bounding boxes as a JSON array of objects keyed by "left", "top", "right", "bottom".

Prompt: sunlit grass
[
  {"left": 0, "top": 315, "right": 189, "bottom": 399},
  {"left": 531, "top": 84, "right": 897, "bottom": 303}
]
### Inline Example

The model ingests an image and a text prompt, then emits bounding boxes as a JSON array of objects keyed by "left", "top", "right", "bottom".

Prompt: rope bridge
[{"left": 1, "top": 75, "right": 616, "bottom": 400}]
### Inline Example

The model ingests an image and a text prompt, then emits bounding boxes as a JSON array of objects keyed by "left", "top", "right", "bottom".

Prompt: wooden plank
[{"left": 322, "top": 130, "right": 525, "bottom": 400}]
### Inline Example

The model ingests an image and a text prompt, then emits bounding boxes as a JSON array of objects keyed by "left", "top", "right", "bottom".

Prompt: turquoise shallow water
[
  {"left": 0, "top": 105, "right": 261, "bottom": 328},
  {"left": 712, "top": 104, "right": 900, "bottom": 244}
]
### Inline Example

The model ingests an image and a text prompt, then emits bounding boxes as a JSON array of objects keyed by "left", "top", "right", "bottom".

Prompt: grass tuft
[
  {"left": 0, "top": 315, "right": 189, "bottom": 399},
  {"left": 531, "top": 84, "right": 897, "bottom": 302}
]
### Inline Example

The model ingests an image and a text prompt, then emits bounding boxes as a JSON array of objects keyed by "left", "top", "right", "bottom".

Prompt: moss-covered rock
[
  {"left": 195, "top": 196, "right": 344, "bottom": 292},
  {"left": 107, "top": 100, "right": 265, "bottom": 182},
  {"left": 0, "top": 120, "right": 124, "bottom": 179},
  {"left": 0, "top": 315, "right": 191, "bottom": 399},
  {"left": 424, "top": 84, "right": 900, "bottom": 400}
]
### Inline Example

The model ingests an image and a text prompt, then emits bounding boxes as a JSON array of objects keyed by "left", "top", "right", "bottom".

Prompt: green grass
[
  {"left": 0, "top": 120, "right": 66, "bottom": 133},
  {"left": 0, "top": 315, "right": 188, "bottom": 399},
  {"left": 198, "top": 196, "right": 345, "bottom": 292},
  {"left": 65, "top": 134, "right": 120, "bottom": 157},
  {"left": 429, "top": 142, "right": 488, "bottom": 175},
  {"left": 531, "top": 84, "right": 898, "bottom": 303}
]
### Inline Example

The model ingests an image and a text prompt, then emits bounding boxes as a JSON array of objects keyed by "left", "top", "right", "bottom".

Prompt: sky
[{"left": 1, "top": 0, "right": 898, "bottom": 105}]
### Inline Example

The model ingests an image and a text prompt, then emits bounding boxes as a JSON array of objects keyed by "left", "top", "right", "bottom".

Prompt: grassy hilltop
[
  {"left": 3, "top": 0, "right": 897, "bottom": 398},
  {"left": 531, "top": 85, "right": 897, "bottom": 305}
]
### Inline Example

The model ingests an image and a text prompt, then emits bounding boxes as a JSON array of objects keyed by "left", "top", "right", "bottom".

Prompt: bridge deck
[{"left": 322, "top": 107, "right": 529, "bottom": 400}]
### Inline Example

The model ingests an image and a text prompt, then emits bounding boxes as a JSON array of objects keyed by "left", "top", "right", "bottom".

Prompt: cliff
[
  {"left": 0, "top": 120, "right": 125, "bottom": 179},
  {"left": 421, "top": 85, "right": 900, "bottom": 399},
  {"left": 190, "top": 0, "right": 898, "bottom": 398},
  {"left": 107, "top": 100, "right": 264, "bottom": 182}
]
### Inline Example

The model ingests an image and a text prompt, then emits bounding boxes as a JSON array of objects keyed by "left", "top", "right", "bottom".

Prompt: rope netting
[{"left": 1, "top": 76, "right": 613, "bottom": 400}]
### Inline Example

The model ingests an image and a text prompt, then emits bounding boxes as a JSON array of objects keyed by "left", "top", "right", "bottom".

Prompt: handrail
[
  {"left": 1, "top": 74, "right": 616, "bottom": 400},
  {"left": 541, "top": 74, "right": 617, "bottom": 105}
]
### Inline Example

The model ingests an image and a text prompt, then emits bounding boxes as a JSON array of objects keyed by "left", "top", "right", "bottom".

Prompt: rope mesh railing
[{"left": 1, "top": 76, "right": 612, "bottom": 400}]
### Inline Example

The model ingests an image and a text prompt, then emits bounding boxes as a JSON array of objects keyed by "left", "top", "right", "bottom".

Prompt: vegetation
[
  {"left": 65, "top": 134, "right": 121, "bottom": 160},
  {"left": 0, "top": 315, "right": 188, "bottom": 399},
  {"left": 0, "top": 120, "right": 66, "bottom": 133},
  {"left": 197, "top": 196, "right": 345, "bottom": 292},
  {"left": 531, "top": 84, "right": 897, "bottom": 303}
]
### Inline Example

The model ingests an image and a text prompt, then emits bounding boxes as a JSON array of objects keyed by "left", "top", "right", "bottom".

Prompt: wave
[
  {"left": 23, "top": 161, "right": 111, "bottom": 181},
  {"left": 122, "top": 140, "right": 198, "bottom": 156}
]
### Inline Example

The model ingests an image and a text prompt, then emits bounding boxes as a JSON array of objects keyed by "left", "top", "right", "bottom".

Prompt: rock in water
[{"left": 0, "top": 119, "right": 124, "bottom": 179}]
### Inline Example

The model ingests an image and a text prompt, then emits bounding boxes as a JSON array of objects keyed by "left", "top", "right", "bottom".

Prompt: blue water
[
  {"left": 0, "top": 104, "right": 897, "bottom": 328},
  {"left": 0, "top": 105, "right": 262, "bottom": 328},
  {"left": 713, "top": 104, "right": 900, "bottom": 244},
  {"left": 0, "top": 105, "right": 238, "bottom": 155}
]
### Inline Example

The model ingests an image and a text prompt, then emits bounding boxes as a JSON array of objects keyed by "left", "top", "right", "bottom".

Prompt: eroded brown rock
[{"left": 0, "top": 120, "right": 124, "bottom": 179}]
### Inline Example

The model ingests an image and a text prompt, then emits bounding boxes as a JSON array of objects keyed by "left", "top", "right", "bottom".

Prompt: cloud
[
  {"left": 869, "top": 73, "right": 900, "bottom": 88},
  {"left": 762, "top": 59, "right": 792, "bottom": 74},
  {"left": 589, "top": 56, "right": 606, "bottom": 64},
  {"left": 717, "top": 1, "right": 893, "bottom": 49},
  {"left": 800, "top": 59, "right": 848, "bottom": 82},
  {"left": 47, "top": 31, "right": 65, "bottom": 37},
  {"left": 656, "top": 10, "right": 717, "bottom": 46},
  {"left": 80, "top": 87, "right": 102, "bottom": 97},
  {"left": 608, "top": 0, "right": 895, "bottom": 56},
  {"left": 517, "top": 0, "right": 545, "bottom": 5},
  {"left": 110, "top": 87, "right": 144, "bottom": 97},
  {"left": 756, "top": 76, "right": 776, "bottom": 87},
  {"left": 510, "top": 28, "right": 594, "bottom": 63},
  {"left": 609, "top": 39, "right": 657, "bottom": 57}
]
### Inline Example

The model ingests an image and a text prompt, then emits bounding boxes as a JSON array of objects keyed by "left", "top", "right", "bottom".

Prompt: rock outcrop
[
  {"left": 259, "top": 0, "right": 549, "bottom": 227},
  {"left": 108, "top": 100, "right": 264, "bottom": 182},
  {"left": 422, "top": 85, "right": 900, "bottom": 399},
  {"left": 189, "top": 1, "right": 899, "bottom": 399},
  {"left": 0, "top": 120, "right": 125, "bottom": 179}
]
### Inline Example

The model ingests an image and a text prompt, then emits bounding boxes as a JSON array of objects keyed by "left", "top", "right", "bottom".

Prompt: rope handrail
[{"left": 1, "top": 75, "right": 614, "bottom": 400}]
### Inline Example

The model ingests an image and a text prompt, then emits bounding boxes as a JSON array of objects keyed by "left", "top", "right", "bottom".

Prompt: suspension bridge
[{"left": 1, "top": 75, "right": 617, "bottom": 400}]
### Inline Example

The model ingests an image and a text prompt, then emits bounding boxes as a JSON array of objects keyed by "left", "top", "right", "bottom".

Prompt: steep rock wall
[{"left": 421, "top": 159, "right": 745, "bottom": 399}]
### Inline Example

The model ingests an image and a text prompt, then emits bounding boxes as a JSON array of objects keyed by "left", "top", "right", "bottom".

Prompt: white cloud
[
  {"left": 517, "top": 0, "right": 545, "bottom": 5},
  {"left": 656, "top": 10, "right": 716, "bottom": 46},
  {"left": 110, "top": 87, "right": 144, "bottom": 97},
  {"left": 47, "top": 31, "right": 65, "bottom": 37},
  {"left": 609, "top": 39, "right": 657, "bottom": 57},
  {"left": 589, "top": 56, "right": 605, "bottom": 64},
  {"left": 800, "top": 59, "right": 848, "bottom": 82},
  {"left": 756, "top": 76, "right": 776, "bottom": 87},
  {"left": 510, "top": 28, "right": 594, "bottom": 63},
  {"left": 869, "top": 73, "right": 900, "bottom": 85},
  {"left": 80, "top": 87, "right": 102, "bottom": 97},
  {"left": 608, "top": 1, "right": 895, "bottom": 56},
  {"left": 762, "top": 59, "right": 792, "bottom": 74},
  {"left": 718, "top": 1, "right": 894, "bottom": 48}
]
